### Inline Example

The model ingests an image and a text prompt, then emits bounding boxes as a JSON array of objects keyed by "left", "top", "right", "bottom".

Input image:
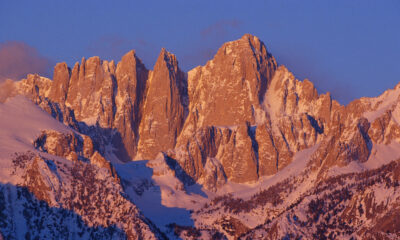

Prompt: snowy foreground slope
[
  {"left": 1, "top": 34, "right": 400, "bottom": 239},
  {"left": 0, "top": 97, "right": 162, "bottom": 239}
]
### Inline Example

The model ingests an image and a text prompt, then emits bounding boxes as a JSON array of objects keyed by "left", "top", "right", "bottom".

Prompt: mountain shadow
[
  {"left": 0, "top": 183, "right": 126, "bottom": 240},
  {"left": 114, "top": 160, "right": 207, "bottom": 237}
]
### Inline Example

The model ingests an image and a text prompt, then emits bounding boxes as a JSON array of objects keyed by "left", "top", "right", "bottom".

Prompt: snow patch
[{"left": 363, "top": 86, "right": 400, "bottom": 122}]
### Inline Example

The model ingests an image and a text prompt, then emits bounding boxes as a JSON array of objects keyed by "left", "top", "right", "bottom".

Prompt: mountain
[{"left": 1, "top": 34, "right": 400, "bottom": 239}]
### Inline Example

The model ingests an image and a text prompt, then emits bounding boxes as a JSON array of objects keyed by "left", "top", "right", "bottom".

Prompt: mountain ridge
[
  {"left": 12, "top": 33, "right": 400, "bottom": 189},
  {"left": 1, "top": 34, "right": 400, "bottom": 239}
]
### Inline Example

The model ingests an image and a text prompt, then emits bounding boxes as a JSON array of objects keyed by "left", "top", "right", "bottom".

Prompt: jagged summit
[
  {"left": 154, "top": 48, "right": 182, "bottom": 79},
  {"left": 10, "top": 35, "right": 350, "bottom": 173},
  {"left": 3, "top": 34, "right": 400, "bottom": 239}
]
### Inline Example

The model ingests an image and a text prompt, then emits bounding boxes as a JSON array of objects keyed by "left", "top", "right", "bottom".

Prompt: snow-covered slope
[
  {"left": 0, "top": 96, "right": 70, "bottom": 183},
  {"left": 0, "top": 96, "right": 162, "bottom": 239}
]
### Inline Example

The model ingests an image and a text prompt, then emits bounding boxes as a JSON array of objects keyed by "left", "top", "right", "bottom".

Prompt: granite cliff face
[
  {"left": 137, "top": 48, "right": 187, "bottom": 160},
  {"left": 3, "top": 34, "right": 400, "bottom": 239}
]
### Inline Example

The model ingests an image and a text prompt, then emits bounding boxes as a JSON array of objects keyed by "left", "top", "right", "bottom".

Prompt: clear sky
[{"left": 0, "top": 0, "right": 399, "bottom": 104}]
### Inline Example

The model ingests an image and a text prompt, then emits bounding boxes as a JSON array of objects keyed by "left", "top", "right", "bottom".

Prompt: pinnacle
[
  {"left": 160, "top": 47, "right": 167, "bottom": 54},
  {"left": 155, "top": 47, "right": 178, "bottom": 69},
  {"left": 55, "top": 62, "right": 68, "bottom": 68},
  {"left": 122, "top": 49, "right": 136, "bottom": 59},
  {"left": 118, "top": 49, "right": 141, "bottom": 68},
  {"left": 158, "top": 47, "right": 175, "bottom": 59},
  {"left": 241, "top": 33, "right": 258, "bottom": 40}
]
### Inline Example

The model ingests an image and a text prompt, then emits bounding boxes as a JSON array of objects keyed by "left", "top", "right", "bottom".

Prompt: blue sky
[{"left": 1, "top": 0, "right": 399, "bottom": 104}]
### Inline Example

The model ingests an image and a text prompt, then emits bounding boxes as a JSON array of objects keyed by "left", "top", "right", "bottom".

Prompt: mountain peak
[
  {"left": 156, "top": 48, "right": 177, "bottom": 63},
  {"left": 240, "top": 33, "right": 261, "bottom": 44},
  {"left": 159, "top": 47, "right": 167, "bottom": 55},
  {"left": 154, "top": 48, "right": 179, "bottom": 74},
  {"left": 217, "top": 33, "right": 267, "bottom": 56},
  {"left": 123, "top": 49, "right": 136, "bottom": 58}
]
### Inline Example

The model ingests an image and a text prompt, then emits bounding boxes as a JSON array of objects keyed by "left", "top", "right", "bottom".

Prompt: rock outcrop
[{"left": 33, "top": 130, "right": 94, "bottom": 162}]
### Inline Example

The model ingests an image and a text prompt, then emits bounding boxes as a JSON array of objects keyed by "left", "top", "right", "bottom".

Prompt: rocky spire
[
  {"left": 49, "top": 62, "right": 70, "bottom": 103},
  {"left": 113, "top": 50, "right": 148, "bottom": 161},
  {"left": 137, "top": 48, "right": 187, "bottom": 159}
]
